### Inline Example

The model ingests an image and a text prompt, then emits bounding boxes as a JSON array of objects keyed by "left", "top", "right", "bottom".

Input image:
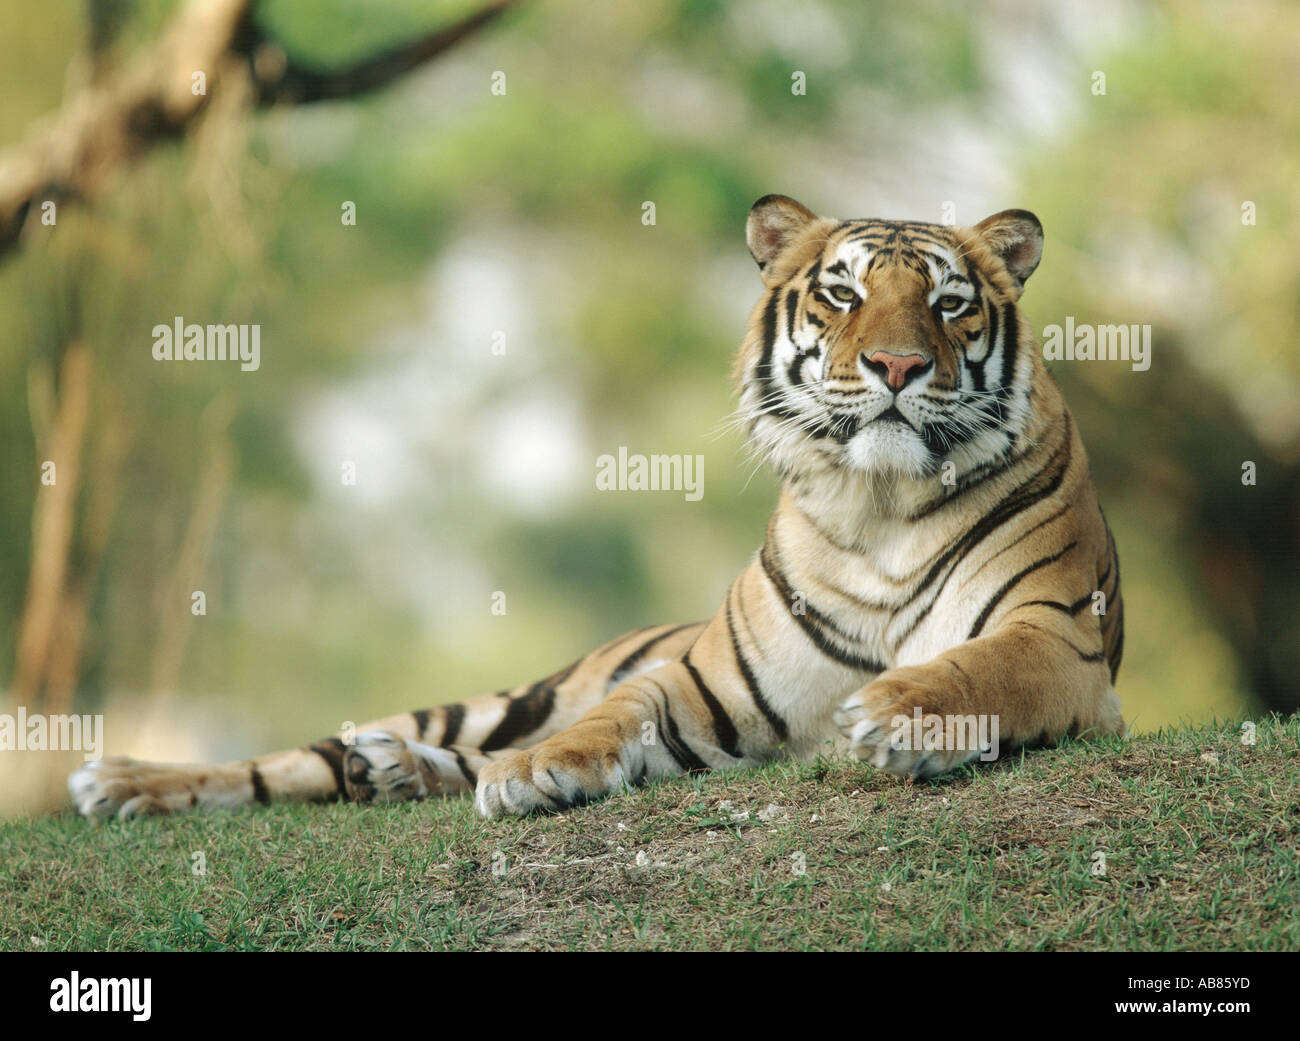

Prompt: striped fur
[{"left": 70, "top": 195, "right": 1124, "bottom": 821}]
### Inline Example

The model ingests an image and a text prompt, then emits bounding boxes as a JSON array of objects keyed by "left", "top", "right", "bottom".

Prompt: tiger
[{"left": 69, "top": 194, "right": 1124, "bottom": 822}]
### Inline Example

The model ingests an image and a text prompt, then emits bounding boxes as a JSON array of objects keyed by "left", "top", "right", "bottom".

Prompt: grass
[{"left": 2, "top": 718, "right": 1297, "bottom": 951}]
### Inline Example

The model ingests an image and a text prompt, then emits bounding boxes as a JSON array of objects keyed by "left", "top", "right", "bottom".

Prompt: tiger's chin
[{"left": 842, "top": 420, "right": 935, "bottom": 479}]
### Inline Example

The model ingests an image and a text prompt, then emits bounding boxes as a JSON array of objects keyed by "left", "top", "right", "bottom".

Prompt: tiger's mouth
[
  {"left": 870, "top": 405, "right": 914, "bottom": 427},
  {"left": 828, "top": 404, "right": 920, "bottom": 442}
]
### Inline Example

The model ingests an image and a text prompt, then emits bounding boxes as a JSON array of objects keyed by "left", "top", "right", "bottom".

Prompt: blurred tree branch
[
  {"left": 2, "top": 0, "right": 521, "bottom": 811},
  {"left": 146, "top": 396, "right": 237, "bottom": 718},
  {"left": 0, "top": 0, "right": 520, "bottom": 261},
  {"left": 241, "top": 0, "right": 518, "bottom": 104},
  {"left": 11, "top": 344, "right": 93, "bottom": 709}
]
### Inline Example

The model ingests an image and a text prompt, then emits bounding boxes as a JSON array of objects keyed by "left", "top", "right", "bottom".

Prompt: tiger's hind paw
[
  {"left": 343, "top": 731, "right": 446, "bottom": 803},
  {"left": 68, "top": 758, "right": 205, "bottom": 819}
]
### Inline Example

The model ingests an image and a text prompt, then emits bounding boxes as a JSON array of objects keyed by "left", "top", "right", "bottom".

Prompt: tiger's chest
[{"left": 796, "top": 510, "right": 1008, "bottom": 669}]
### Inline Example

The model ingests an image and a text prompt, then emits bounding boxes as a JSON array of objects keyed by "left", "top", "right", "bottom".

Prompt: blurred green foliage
[{"left": 0, "top": 0, "right": 1294, "bottom": 780}]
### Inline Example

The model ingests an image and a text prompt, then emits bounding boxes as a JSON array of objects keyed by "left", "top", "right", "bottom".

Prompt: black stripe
[
  {"left": 725, "top": 597, "right": 788, "bottom": 741},
  {"left": 795, "top": 501, "right": 873, "bottom": 555},
  {"left": 968, "top": 540, "right": 1080, "bottom": 639},
  {"left": 756, "top": 348, "right": 800, "bottom": 425},
  {"left": 963, "top": 501, "right": 1072, "bottom": 583},
  {"left": 968, "top": 299, "right": 997, "bottom": 388},
  {"left": 747, "top": 271, "right": 841, "bottom": 443},
  {"left": 1097, "top": 558, "right": 1113, "bottom": 588},
  {"left": 907, "top": 445, "right": 1018, "bottom": 521},
  {"left": 896, "top": 416, "right": 1074, "bottom": 640},
  {"left": 1108, "top": 601, "right": 1125, "bottom": 681},
  {"left": 543, "top": 656, "right": 583, "bottom": 688},
  {"left": 606, "top": 621, "right": 699, "bottom": 690},
  {"left": 249, "top": 764, "right": 270, "bottom": 805},
  {"left": 757, "top": 290, "right": 780, "bottom": 386},
  {"left": 439, "top": 703, "right": 465, "bottom": 747},
  {"left": 928, "top": 251, "right": 955, "bottom": 278},
  {"left": 1102, "top": 516, "right": 1121, "bottom": 591},
  {"left": 658, "top": 698, "right": 710, "bottom": 773},
  {"left": 787, "top": 343, "right": 810, "bottom": 386},
  {"left": 476, "top": 652, "right": 586, "bottom": 753},
  {"left": 842, "top": 232, "right": 884, "bottom": 247},
  {"left": 309, "top": 738, "right": 346, "bottom": 798},
  {"left": 1015, "top": 592, "right": 1095, "bottom": 617},
  {"left": 650, "top": 701, "right": 687, "bottom": 771},
  {"left": 998, "top": 303, "right": 1019, "bottom": 393},
  {"left": 753, "top": 285, "right": 826, "bottom": 432},
  {"left": 453, "top": 750, "right": 477, "bottom": 787},
  {"left": 1098, "top": 509, "right": 1124, "bottom": 681},
  {"left": 682, "top": 658, "right": 742, "bottom": 759},
  {"left": 411, "top": 709, "right": 430, "bottom": 739},
  {"left": 758, "top": 540, "right": 885, "bottom": 673},
  {"left": 480, "top": 680, "right": 557, "bottom": 752},
  {"left": 588, "top": 624, "right": 653, "bottom": 656},
  {"left": 1019, "top": 621, "right": 1108, "bottom": 663},
  {"left": 925, "top": 299, "right": 1020, "bottom": 456}
]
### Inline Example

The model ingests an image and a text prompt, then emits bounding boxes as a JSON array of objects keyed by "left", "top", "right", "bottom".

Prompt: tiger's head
[{"left": 736, "top": 194, "right": 1046, "bottom": 486}]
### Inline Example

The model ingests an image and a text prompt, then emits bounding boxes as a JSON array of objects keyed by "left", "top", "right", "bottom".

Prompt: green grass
[{"left": 2, "top": 718, "right": 1297, "bottom": 951}]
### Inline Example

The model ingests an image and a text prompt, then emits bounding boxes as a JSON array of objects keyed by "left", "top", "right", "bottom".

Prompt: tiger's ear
[
  {"left": 973, "top": 209, "right": 1043, "bottom": 293},
  {"left": 747, "top": 194, "right": 819, "bottom": 275}
]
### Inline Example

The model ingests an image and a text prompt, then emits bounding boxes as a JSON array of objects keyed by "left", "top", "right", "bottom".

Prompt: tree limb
[
  {"left": 241, "top": 0, "right": 518, "bottom": 105},
  {"left": 0, "top": 0, "right": 519, "bottom": 261}
]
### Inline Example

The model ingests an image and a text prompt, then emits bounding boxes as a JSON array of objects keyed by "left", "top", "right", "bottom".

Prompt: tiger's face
[{"left": 737, "top": 195, "right": 1045, "bottom": 482}]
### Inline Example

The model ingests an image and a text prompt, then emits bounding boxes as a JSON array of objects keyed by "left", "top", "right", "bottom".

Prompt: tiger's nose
[{"left": 864, "top": 351, "right": 929, "bottom": 391}]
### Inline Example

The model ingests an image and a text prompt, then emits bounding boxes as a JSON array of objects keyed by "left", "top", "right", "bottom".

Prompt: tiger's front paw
[
  {"left": 833, "top": 668, "right": 988, "bottom": 780},
  {"left": 474, "top": 739, "right": 632, "bottom": 819}
]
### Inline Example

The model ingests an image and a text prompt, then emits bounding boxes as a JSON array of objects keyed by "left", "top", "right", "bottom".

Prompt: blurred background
[{"left": 1, "top": 0, "right": 1296, "bottom": 816}]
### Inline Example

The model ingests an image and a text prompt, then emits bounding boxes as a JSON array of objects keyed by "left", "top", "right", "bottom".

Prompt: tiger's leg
[
  {"left": 68, "top": 704, "right": 508, "bottom": 820},
  {"left": 69, "top": 622, "right": 703, "bottom": 819},
  {"left": 833, "top": 603, "right": 1125, "bottom": 778},
  {"left": 68, "top": 730, "right": 508, "bottom": 820},
  {"left": 474, "top": 598, "right": 796, "bottom": 818}
]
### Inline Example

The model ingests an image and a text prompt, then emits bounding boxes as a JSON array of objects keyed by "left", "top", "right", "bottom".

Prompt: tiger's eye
[
  {"left": 827, "top": 285, "right": 856, "bottom": 304},
  {"left": 937, "top": 295, "right": 965, "bottom": 312}
]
